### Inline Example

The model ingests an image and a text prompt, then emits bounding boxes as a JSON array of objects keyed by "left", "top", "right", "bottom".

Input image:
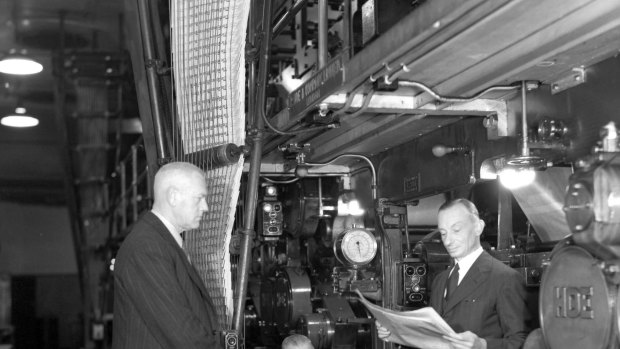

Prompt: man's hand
[
  {"left": 443, "top": 331, "right": 487, "bottom": 349},
  {"left": 375, "top": 321, "right": 391, "bottom": 341}
]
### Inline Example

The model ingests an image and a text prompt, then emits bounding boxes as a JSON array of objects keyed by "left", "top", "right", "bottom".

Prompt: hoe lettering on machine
[{"left": 554, "top": 286, "right": 593, "bottom": 319}]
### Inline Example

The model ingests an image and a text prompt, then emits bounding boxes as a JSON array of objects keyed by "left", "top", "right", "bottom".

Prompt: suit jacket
[
  {"left": 430, "top": 251, "right": 530, "bottom": 349},
  {"left": 112, "top": 212, "right": 221, "bottom": 348}
]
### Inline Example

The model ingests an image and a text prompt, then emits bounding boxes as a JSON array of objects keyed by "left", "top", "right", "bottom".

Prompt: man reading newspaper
[{"left": 376, "top": 199, "right": 530, "bottom": 349}]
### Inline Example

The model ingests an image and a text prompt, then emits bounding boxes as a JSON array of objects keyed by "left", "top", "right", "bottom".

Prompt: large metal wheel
[{"left": 540, "top": 245, "right": 616, "bottom": 349}]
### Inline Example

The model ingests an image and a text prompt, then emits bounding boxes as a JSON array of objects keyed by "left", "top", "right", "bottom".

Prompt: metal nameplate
[
  {"left": 288, "top": 55, "right": 344, "bottom": 117},
  {"left": 404, "top": 175, "right": 420, "bottom": 193}
]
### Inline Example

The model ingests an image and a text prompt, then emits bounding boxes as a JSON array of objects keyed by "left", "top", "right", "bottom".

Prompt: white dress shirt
[
  {"left": 151, "top": 210, "right": 183, "bottom": 249},
  {"left": 453, "top": 246, "right": 484, "bottom": 285}
]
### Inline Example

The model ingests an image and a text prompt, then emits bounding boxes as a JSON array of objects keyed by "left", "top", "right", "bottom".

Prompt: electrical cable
[
  {"left": 303, "top": 153, "right": 377, "bottom": 200},
  {"left": 398, "top": 80, "right": 520, "bottom": 104}
]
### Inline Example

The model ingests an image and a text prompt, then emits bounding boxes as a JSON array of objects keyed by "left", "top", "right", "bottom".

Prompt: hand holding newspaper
[{"left": 356, "top": 290, "right": 456, "bottom": 349}]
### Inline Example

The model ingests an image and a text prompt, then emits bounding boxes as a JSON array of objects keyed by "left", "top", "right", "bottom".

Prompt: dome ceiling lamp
[
  {"left": 1, "top": 104, "right": 39, "bottom": 128},
  {"left": 0, "top": 48, "right": 43, "bottom": 75},
  {"left": 498, "top": 81, "right": 547, "bottom": 189}
]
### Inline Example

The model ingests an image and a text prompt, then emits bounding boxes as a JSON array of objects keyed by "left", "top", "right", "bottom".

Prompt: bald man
[
  {"left": 113, "top": 162, "right": 220, "bottom": 348},
  {"left": 282, "top": 334, "right": 314, "bottom": 349}
]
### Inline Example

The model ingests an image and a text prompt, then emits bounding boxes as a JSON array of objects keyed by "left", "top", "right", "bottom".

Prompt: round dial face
[{"left": 340, "top": 229, "right": 377, "bottom": 265}]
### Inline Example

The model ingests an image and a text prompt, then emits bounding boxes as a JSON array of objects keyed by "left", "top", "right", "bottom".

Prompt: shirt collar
[
  {"left": 453, "top": 246, "right": 483, "bottom": 284},
  {"left": 151, "top": 209, "right": 183, "bottom": 249}
]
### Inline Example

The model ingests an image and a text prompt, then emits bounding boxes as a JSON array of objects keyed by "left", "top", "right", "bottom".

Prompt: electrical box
[{"left": 399, "top": 258, "right": 428, "bottom": 308}]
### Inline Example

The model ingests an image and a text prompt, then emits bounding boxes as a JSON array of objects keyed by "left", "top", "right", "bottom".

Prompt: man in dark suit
[
  {"left": 112, "top": 162, "right": 221, "bottom": 348},
  {"left": 378, "top": 198, "right": 530, "bottom": 349}
]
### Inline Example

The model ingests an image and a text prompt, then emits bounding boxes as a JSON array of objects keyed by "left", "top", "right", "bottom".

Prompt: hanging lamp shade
[
  {"left": 0, "top": 49, "right": 43, "bottom": 75},
  {"left": 498, "top": 81, "right": 547, "bottom": 189},
  {"left": 1, "top": 106, "right": 39, "bottom": 127}
]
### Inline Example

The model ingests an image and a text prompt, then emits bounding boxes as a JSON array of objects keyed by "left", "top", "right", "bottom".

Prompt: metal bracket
[
  {"left": 551, "top": 67, "right": 586, "bottom": 94},
  {"left": 144, "top": 58, "right": 170, "bottom": 75},
  {"left": 229, "top": 234, "right": 241, "bottom": 255},
  {"left": 278, "top": 143, "right": 311, "bottom": 154},
  {"left": 321, "top": 92, "right": 509, "bottom": 139},
  {"left": 278, "top": 143, "right": 312, "bottom": 164}
]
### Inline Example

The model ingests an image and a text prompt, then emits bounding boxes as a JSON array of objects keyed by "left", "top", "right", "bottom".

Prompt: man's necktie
[
  {"left": 181, "top": 232, "right": 192, "bottom": 264},
  {"left": 445, "top": 263, "right": 459, "bottom": 300}
]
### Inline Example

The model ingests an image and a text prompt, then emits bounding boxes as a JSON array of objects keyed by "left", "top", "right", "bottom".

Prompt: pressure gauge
[{"left": 334, "top": 228, "right": 378, "bottom": 266}]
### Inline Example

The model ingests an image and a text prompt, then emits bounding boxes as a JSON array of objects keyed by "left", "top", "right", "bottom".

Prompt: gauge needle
[{"left": 356, "top": 241, "right": 361, "bottom": 255}]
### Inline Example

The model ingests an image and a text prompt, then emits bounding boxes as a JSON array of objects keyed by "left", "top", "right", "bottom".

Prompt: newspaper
[{"left": 356, "top": 290, "right": 456, "bottom": 349}]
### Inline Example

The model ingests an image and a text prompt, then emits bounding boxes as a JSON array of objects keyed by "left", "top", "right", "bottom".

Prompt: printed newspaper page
[{"left": 356, "top": 290, "right": 456, "bottom": 349}]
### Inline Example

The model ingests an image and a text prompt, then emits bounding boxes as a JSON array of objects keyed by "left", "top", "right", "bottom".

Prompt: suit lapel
[
  {"left": 146, "top": 213, "right": 215, "bottom": 309},
  {"left": 434, "top": 271, "right": 449, "bottom": 314},
  {"left": 184, "top": 256, "right": 215, "bottom": 308},
  {"left": 180, "top": 246, "right": 218, "bottom": 326},
  {"left": 443, "top": 251, "right": 492, "bottom": 314},
  {"left": 181, "top": 248, "right": 208, "bottom": 293}
]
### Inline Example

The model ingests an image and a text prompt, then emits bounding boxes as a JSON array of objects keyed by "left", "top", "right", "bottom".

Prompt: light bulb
[
  {"left": 499, "top": 167, "right": 536, "bottom": 189},
  {"left": 346, "top": 200, "right": 365, "bottom": 216},
  {"left": 295, "top": 165, "right": 309, "bottom": 177},
  {"left": 265, "top": 186, "right": 277, "bottom": 196},
  {"left": 337, "top": 198, "right": 365, "bottom": 216},
  {"left": 263, "top": 203, "right": 273, "bottom": 212}
]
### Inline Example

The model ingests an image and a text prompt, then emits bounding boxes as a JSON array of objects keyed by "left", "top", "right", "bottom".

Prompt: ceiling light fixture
[
  {"left": 498, "top": 81, "right": 546, "bottom": 189},
  {"left": 1, "top": 106, "right": 39, "bottom": 127},
  {"left": 0, "top": 49, "right": 43, "bottom": 75}
]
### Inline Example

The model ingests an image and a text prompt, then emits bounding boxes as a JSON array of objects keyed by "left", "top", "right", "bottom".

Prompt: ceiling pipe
[
  {"left": 232, "top": 0, "right": 271, "bottom": 337},
  {"left": 318, "top": 0, "right": 328, "bottom": 69},
  {"left": 272, "top": 0, "right": 310, "bottom": 38},
  {"left": 520, "top": 80, "right": 529, "bottom": 157},
  {"left": 299, "top": 153, "right": 377, "bottom": 200},
  {"left": 137, "top": 0, "right": 170, "bottom": 164}
]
